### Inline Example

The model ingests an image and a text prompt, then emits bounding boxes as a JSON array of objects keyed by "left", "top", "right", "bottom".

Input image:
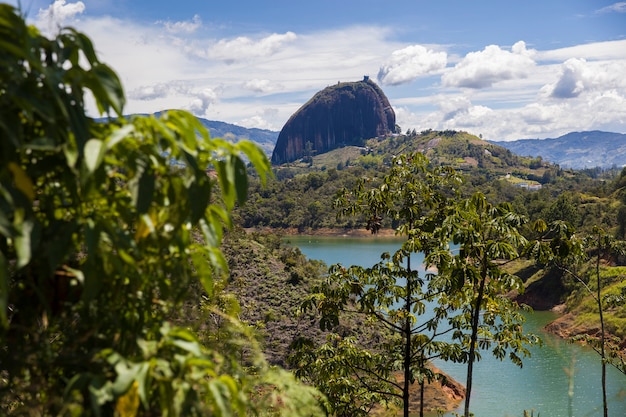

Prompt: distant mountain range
[
  {"left": 491, "top": 131, "right": 626, "bottom": 170},
  {"left": 196, "top": 118, "right": 278, "bottom": 156},
  {"left": 208, "top": 121, "right": 625, "bottom": 170},
  {"left": 135, "top": 114, "right": 626, "bottom": 170},
  {"left": 200, "top": 119, "right": 625, "bottom": 170}
]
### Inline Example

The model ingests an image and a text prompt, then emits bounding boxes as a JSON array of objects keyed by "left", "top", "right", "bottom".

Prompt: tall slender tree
[{"left": 429, "top": 192, "right": 540, "bottom": 417}]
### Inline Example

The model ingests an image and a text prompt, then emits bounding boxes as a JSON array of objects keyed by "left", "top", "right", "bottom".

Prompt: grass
[
  {"left": 570, "top": 267, "right": 626, "bottom": 339},
  {"left": 502, "top": 174, "right": 541, "bottom": 186},
  {"left": 311, "top": 146, "right": 366, "bottom": 169}
]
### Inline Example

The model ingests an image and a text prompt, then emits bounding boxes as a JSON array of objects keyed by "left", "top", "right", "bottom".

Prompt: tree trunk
[
  {"left": 420, "top": 378, "right": 425, "bottom": 417},
  {"left": 404, "top": 254, "right": 413, "bottom": 417},
  {"left": 596, "top": 237, "right": 608, "bottom": 417},
  {"left": 464, "top": 259, "right": 487, "bottom": 417}
]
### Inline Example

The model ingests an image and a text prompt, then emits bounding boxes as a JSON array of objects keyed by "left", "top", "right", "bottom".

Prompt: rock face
[{"left": 271, "top": 77, "right": 396, "bottom": 164}]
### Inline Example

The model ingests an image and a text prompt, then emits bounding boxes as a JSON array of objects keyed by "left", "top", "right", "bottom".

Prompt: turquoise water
[{"left": 285, "top": 236, "right": 626, "bottom": 417}]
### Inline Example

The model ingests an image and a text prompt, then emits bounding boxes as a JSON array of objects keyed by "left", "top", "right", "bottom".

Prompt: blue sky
[{"left": 10, "top": 0, "right": 626, "bottom": 140}]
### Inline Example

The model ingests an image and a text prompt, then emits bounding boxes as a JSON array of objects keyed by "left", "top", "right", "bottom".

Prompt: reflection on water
[{"left": 286, "top": 235, "right": 626, "bottom": 417}]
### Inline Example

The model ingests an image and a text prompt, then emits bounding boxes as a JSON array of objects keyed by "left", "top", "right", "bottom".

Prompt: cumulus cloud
[
  {"left": 157, "top": 14, "right": 202, "bottom": 34},
  {"left": 36, "top": 0, "right": 85, "bottom": 34},
  {"left": 129, "top": 82, "right": 219, "bottom": 115},
  {"left": 207, "top": 32, "right": 297, "bottom": 63},
  {"left": 546, "top": 58, "right": 586, "bottom": 98},
  {"left": 188, "top": 88, "right": 218, "bottom": 115},
  {"left": 439, "top": 91, "right": 624, "bottom": 140},
  {"left": 243, "top": 79, "right": 277, "bottom": 94},
  {"left": 543, "top": 58, "right": 626, "bottom": 99},
  {"left": 442, "top": 41, "right": 536, "bottom": 89},
  {"left": 130, "top": 83, "right": 172, "bottom": 101},
  {"left": 239, "top": 115, "right": 274, "bottom": 130},
  {"left": 433, "top": 95, "right": 472, "bottom": 121},
  {"left": 377, "top": 45, "right": 447, "bottom": 85},
  {"left": 596, "top": 2, "right": 626, "bottom": 13}
]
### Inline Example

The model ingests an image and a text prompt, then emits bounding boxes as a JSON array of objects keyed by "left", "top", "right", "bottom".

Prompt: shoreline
[
  {"left": 248, "top": 227, "right": 625, "bottom": 357},
  {"left": 245, "top": 226, "right": 399, "bottom": 238}
]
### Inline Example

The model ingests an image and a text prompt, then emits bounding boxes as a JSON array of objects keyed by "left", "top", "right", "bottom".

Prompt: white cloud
[
  {"left": 129, "top": 81, "right": 219, "bottom": 115},
  {"left": 243, "top": 79, "right": 278, "bottom": 94},
  {"left": 538, "top": 40, "right": 626, "bottom": 62},
  {"left": 596, "top": 2, "right": 626, "bottom": 13},
  {"left": 542, "top": 58, "right": 626, "bottom": 99},
  {"left": 207, "top": 32, "right": 297, "bottom": 63},
  {"left": 442, "top": 41, "right": 536, "bottom": 89},
  {"left": 130, "top": 83, "right": 172, "bottom": 101},
  {"left": 433, "top": 94, "right": 472, "bottom": 121},
  {"left": 36, "top": 0, "right": 85, "bottom": 34},
  {"left": 188, "top": 88, "right": 219, "bottom": 115},
  {"left": 239, "top": 115, "right": 275, "bottom": 130},
  {"left": 546, "top": 58, "right": 586, "bottom": 98},
  {"left": 393, "top": 72, "right": 626, "bottom": 141},
  {"left": 377, "top": 45, "right": 447, "bottom": 86},
  {"left": 157, "top": 14, "right": 202, "bottom": 34}
]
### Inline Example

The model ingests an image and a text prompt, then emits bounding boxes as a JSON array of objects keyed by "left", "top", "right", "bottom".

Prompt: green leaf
[
  {"left": 88, "top": 64, "right": 126, "bottom": 116},
  {"left": 0, "top": 252, "right": 8, "bottom": 328},
  {"left": 236, "top": 140, "right": 271, "bottom": 185},
  {"left": 112, "top": 360, "right": 139, "bottom": 396},
  {"left": 191, "top": 250, "right": 213, "bottom": 297},
  {"left": 128, "top": 159, "right": 155, "bottom": 214},
  {"left": 88, "top": 376, "right": 113, "bottom": 411},
  {"left": 208, "top": 379, "right": 231, "bottom": 416},
  {"left": 206, "top": 246, "right": 228, "bottom": 278},
  {"left": 74, "top": 31, "right": 99, "bottom": 64},
  {"left": 215, "top": 158, "right": 234, "bottom": 210},
  {"left": 84, "top": 139, "right": 105, "bottom": 173},
  {"left": 233, "top": 157, "right": 248, "bottom": 206},
  {"left": 0, "top": 201, "right": 17, "bottom": 238},
  {"left": 63, "top": 136, "right": 79, "bottom": 169},
  {"left": 135, "top": 169, "right": 155, "bottom": 214},
  {"left": 14, "top": 215, "right": 34, "bottom": 268},
  {"left": 188, "top": 179, "right": 211, "bottom": 224},
  {"left": 7, "top": 162, "right": 35, "bottom": 201},
  {"left": 170, "top": 338, "right": 202, "bottom": 357},
  {"left": 106, "top": 124, "right": 134, "bottom": 150},
  {"left": 134, "top": 362, "right": 150, "bottom": 407}
]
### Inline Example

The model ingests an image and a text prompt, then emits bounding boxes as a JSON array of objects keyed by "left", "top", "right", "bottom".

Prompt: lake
[{"left": 285, "top": 235, "right": 626, "bottom": 417}]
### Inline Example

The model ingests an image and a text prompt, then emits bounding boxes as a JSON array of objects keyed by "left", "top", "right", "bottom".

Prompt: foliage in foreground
[{"left": 0, "top": 6, "right": 323, "bottom": 416}]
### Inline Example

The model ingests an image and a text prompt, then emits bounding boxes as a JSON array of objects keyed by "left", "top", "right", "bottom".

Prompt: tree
[
  {"left": 528, "top": 222, "right": 626, "bottom": 417},
  {"left": 430, "top": 193, "right": 540, "bottom": 417},
  {"left": 542, "top": 193, "right": 581, "bottom": 227},
  {"left": 294, "top": 153, "right": 465, "bottom": 417},
  {"left": 0, "top": 6, "right": 323, "bottom": 416}
]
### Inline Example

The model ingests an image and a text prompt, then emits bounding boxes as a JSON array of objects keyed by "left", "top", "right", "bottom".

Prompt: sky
[{"left": 9, "top": 0, "right": 626, "bottom": 140}]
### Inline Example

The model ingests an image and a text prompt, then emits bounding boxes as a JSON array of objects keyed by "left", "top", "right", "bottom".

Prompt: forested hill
[{"left": 238, "top": 129, "right": 623, "bottom": 234}]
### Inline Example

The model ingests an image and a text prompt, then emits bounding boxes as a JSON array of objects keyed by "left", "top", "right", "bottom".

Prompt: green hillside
[{"left": 240, "top": 129, "right": 598, "bottom": 232}]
